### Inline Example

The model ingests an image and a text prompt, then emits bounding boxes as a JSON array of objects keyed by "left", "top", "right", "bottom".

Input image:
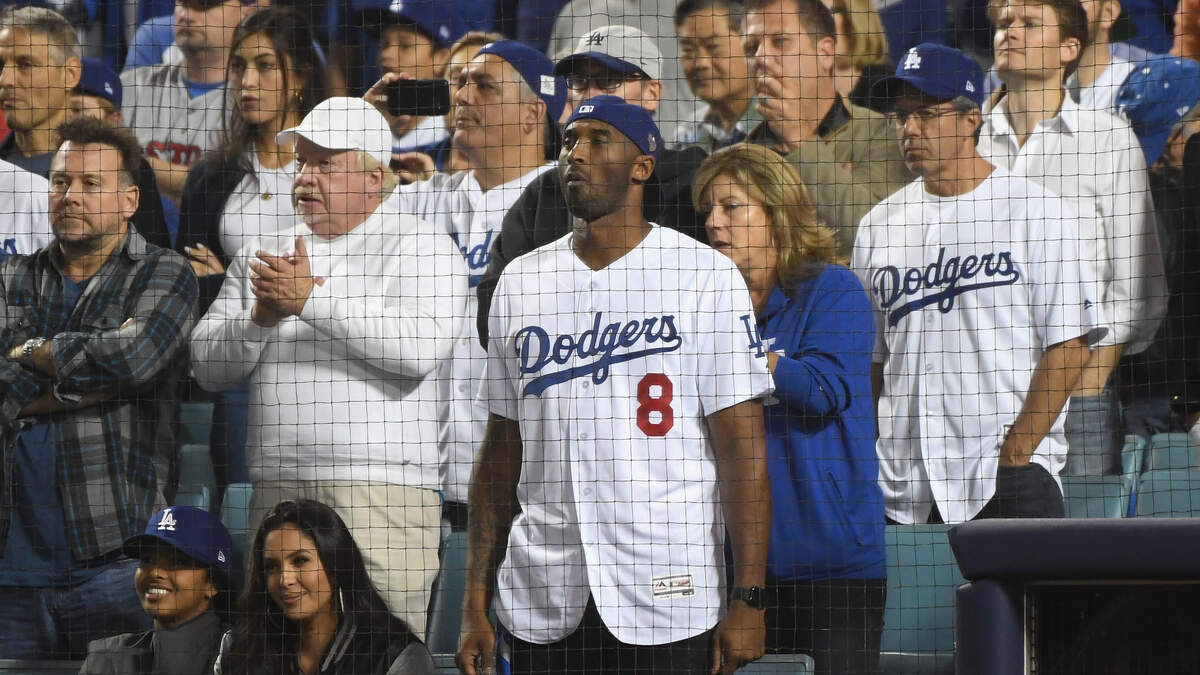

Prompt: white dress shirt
[
  {"left": 853, "top": 168, "right": 1101, "bottom": 524},
  {"left": 978, "top": 91, "right": 1165, "bottom": 354},
  {"left": 481, "top": 226, "right": 773, "bottom": 645}
]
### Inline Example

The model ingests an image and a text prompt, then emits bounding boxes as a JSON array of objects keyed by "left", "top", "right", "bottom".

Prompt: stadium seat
[
  {"left": 0, "top": 660, "right": 82, "bottom": 675},
  {"left": 179, "top": 401, "right": 214, "bottom": 446},
  {"left": 178, "top": 443, "right": 217, "bottom": 511},
  {"left": 174, "top": 486, "right": 210, "bottom": 512},
  {"left": 427, "top": 531, "right": 468, "bottom": 654},
  {"left": 736, "top": 654, "right": 815, "bottom": 673},
  {"left": 1145, "top": 433, "right": 1196, "bottom": 472},
  {"left": 881, "top": 524, "right": 962, "bottom": 672},
  {"left": 1121, "top": 435, "right": 1147, "bottom": 516},
  {"left": 1061, "top": 474, "right": 1128, "bottom": 518},
  {"left": 220, "top": 482, "right": 254, "bottom": 590},
  {"left": 1134, "top": 469, "right": 1200, "bottom": 517}
]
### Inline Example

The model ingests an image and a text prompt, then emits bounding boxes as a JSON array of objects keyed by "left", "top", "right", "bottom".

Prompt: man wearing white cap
[{"left": 190, "top": 97, "right": 466, "bottom": 637}]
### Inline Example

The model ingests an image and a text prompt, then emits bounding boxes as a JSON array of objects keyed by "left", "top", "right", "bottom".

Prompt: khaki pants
[{"left": 248, "top": 480, "right": 441, "bottom": 639}]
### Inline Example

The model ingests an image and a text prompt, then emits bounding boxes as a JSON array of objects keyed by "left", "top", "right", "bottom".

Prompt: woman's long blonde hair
[{"left": 692, "top": 143, "right": 839, "bottom": 286}]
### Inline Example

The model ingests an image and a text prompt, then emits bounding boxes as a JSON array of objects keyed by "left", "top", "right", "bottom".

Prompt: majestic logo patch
[
  {"left": 516, "top": 312, "right": 682, "bottom": 396},
  {"left": 871, "top": 247, "right": 1020, "bottom": 326}
]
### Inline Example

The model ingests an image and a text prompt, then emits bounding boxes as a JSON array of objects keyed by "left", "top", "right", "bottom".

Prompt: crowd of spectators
[{"left": 0, "top": 0, "right": 1198, "bottom": 672}]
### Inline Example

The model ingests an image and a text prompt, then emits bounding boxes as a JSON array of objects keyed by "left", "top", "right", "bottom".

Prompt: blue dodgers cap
[
  {"left": 75, "top": 57, "right": 122, "bottom": 109},
  {"left": 566, "top": 95, "right": 662, "bottom": 158},
  {"left": 476, "top": 39, "right": 567, "bottom": 124},
  {"left": 1117, "top": 54, "right": 1200, "bottom": 166},
  {"left": 358, "top": 0, "right": 466, "bottom": 48},
  {"left": 872, "top": 43, "right": 985, "bottom": 108},
  {"left": 123, "top": 506, "right": 233, "bottom": 574}
]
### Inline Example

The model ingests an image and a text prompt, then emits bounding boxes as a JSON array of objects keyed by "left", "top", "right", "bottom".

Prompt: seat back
[
  {"left": 1061, "top": 474, "right": 1128, "bottom": 518},
  {"left": 179, "top": 401, "right": 214, "bottom": 446},
  {"left": 882, "top": 524, "right": 963, "bottom": 654},
  {"left": 220, "top": 482, "right": 254, "bottom": 590},
  {"left": 1134, "top": 469, "right": 1200, "bottom": 517},
  {"left": 178, "top": 443, "right": 216, "bottom": 511},
  {"left": 736, "top": 654, "right": 816, "bottom": 673},
  {"left": 426, "top": 531, "right": 469, "bottom": 654},
  {"left": 1145, "top": 433, "right": 1195, "bottom": 472}
]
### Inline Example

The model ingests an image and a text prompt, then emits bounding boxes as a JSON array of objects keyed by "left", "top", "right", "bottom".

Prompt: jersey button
[
  {"left": 580, "top": 431, "right": 590, "bottom": 439},
  {"left": 582, "top": 488, "right": 593, "bottom": 496},
  {"left": 581, "top": 381, "right": 590, "bottom": 389}
]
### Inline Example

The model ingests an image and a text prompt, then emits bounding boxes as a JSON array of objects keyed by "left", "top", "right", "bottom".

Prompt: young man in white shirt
[
  {"left": 189, "top": 97, "right": 465, "bottom": 638},
  {"left": 458, "top": 96, "right": 773, "bottom": 675},
  {"left": 854, "top": 43, "right": 1099, "bottom": 524},
  {"left": 375, "top": 39, "right": 566, "bottom": 533},
  {"left": 979, "top": 0, "right": 1165, "bottom": 475}
]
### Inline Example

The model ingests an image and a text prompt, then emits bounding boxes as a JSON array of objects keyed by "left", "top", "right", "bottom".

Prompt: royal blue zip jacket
[{"left": 758, "top": 264, "right": 886, "bottom": 580}]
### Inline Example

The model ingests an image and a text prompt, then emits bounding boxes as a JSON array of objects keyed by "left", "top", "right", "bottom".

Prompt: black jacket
[
  {"left": 0, "top": 131, "right": 172, "bottom": 250},
  {"left": 79, "top": 611, "right": 225, "bottom": 675},
  {"left": 475, "top": 144, "right": 709, "bottom": 347},
  {"left": 176, "top": 153, "right": 248, "bottom": 313}
]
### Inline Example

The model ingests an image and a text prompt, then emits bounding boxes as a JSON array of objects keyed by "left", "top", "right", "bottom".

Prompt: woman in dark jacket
[
  {"left": 79, "top": 506, "right": 233, "bottom": 675},
  {"left": 216, "top": 500, "right": 436, "bottom": 675},
  {"left": 176, "top": 6, "right": 328, "bottom": 493}
]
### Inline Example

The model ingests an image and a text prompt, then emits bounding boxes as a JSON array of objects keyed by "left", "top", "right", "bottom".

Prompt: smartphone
[{"left": 386, "top": 78, "right": 452, "bottom": 117}]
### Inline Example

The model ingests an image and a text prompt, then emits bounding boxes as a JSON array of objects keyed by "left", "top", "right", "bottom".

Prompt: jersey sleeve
[
  {"left": 478, "top": 270, "right": 521, "bottom": 421},
  {"left": 694, "top": 261, "right": 773, "bottom": 416}
]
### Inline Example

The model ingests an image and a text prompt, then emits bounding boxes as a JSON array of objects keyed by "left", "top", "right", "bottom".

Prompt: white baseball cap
[
  {"left": 554, "top": 25, "right": 663, "bottom": 82},
  {"left": 276, "top": 97, "right": 392, "bottom": 167}
]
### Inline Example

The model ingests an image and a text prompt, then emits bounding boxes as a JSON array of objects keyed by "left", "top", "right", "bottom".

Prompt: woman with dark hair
[
  {"left": 694, "top": 143, "right": 886, "bottom": 675},
  {"left": 80, "top": 506, "right": 233, "bottom": 675},
  {"left": 176, "top": 6, "right": 328, "bottom": 493},
  {"left": 216, "top": 500, "right": 436, "bottom": 675}
]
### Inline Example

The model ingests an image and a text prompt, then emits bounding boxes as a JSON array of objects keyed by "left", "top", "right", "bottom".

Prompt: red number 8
[{"left": 636, "top": 373, "right": 675, "bottom": 436}]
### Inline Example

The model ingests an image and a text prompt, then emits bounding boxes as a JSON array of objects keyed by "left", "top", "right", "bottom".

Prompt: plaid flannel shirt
[{"left": 0, "top": 230, "right": 198, "bottom": 562}]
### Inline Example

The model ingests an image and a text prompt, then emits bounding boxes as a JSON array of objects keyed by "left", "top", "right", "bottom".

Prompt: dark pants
[
  {"left": 975, "top": 463, "right": 1065, "bottom": 519},
  {"left": 764, "top": 578, "right": 886, "bottom": 675},
  {"left": 507, "top": 597, "right": 713, "bottom": 674}
]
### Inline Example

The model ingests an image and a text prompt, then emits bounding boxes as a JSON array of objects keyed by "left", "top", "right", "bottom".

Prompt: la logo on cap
[
  {"left": 586, "top": 31, "right": 605, "bottom": 46},
  {"left": 903, "top": 49, "right": 922, "bottom": 71},
  {"left": 157, "top": 508, "right": 178, "bottom": 532}
]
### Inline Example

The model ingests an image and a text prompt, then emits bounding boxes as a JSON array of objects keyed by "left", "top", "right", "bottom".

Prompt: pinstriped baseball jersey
[
  {"left": 120, "top": 65, "right": 225, "bottom": 167},
  {"left": 0, "top": 158, "right": 51, "bottom": 257}
]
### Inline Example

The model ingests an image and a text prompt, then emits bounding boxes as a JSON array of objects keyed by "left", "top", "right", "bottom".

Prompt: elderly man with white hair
[{"left": 190, "top": 97, "right": 465, "bottom": 637}]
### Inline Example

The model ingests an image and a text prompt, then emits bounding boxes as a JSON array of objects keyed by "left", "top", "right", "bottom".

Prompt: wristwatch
[
  {"left": 731, "top": 586, "right": 767, "bottom": 610},
  {"left": 22, "top": 337, "right": 48, "bottom": 360}
]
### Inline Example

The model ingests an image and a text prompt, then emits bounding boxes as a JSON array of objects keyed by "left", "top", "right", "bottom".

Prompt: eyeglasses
[
  {"left": 886, "top": 106, "right": 961, "bottom": 128},
  {"left": 564, "top": 71, "right": 645, "bottom": 92}
]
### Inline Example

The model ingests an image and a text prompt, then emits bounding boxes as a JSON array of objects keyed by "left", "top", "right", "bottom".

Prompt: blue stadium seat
[
  {"left": 427, "top": 532, "right": 468, "bottom": 655},
  {"left": 0, "top": 660, "right": 82, "bottom": 675},
  {"left": 220, "top": 483, "right": 254, "bottom": 590},
  {"left": 1145, "top": 433, "right": 1196, "bottom": 472},
  {"left": 174, "top": 487, "right": 210, "bottom": 512},
  {"left": 178, "top": 443, "right": 216, "bottom": 511},
  {"left": 881, "top": 524, "right": 962, "bottom": 672},
  {"left": 179, "top": 401, "right": 214, "bottom": 446},
  {"left": 1062, "top": 474, "right": 1128, "bottom": 518},
  {"left": 1134, "top": 469, "right": 1200, "bottom": 517},
  {"left": 736, "top": 654, "right": 815, "bottom": 673}
]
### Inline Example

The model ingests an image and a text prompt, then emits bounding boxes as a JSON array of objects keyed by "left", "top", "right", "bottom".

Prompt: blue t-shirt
[{"left": 0, "top": 276, "right": 105, "bottom": 587}]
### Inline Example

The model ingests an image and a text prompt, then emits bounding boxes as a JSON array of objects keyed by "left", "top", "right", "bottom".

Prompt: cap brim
[
  {"left": 122, "top": 533, "right": 180, "bottom": 560},
  {"left": 554, "top": 52, "right": 645, "bottom": 77},
  {"left": 870, "top": 75, "right": 959, "bottom": 110}
]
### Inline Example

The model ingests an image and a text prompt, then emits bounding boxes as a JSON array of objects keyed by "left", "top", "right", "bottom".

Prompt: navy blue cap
[
  {"left": 476, "top": 39, "right": 567, "bottom": 124},
  {"left": 566, "top": 95, "right": 662, "bottom": 158},
  {"left": 75, "top": 57, "right": 122, "bottom": 109},
  {"left": 872, "top": 43, "right": 985, "bottom": 108},
  {"left": 358, "top": 0, "right": 466, "bottom": 48},
  {"left": 1117, "top": 54, "right": 1200, "bottom": 166},
  {"left": 123, "top": 506, "right": 233, "bottom": 574}
]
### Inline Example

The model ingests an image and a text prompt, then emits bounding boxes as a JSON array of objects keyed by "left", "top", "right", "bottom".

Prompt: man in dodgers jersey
[
  {"left": 853, "top": 44, "right": 1102, "bottom": 525},
  {"left": 457, "top": 96, "right": 774, "bottom": 674},
  {"left": 383, "top": 39, "right": 566, "bottom": 532}
]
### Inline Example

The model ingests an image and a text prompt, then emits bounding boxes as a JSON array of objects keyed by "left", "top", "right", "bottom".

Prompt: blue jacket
[{"left": 758, "top": 265, "right": 886, "bottom": 580}]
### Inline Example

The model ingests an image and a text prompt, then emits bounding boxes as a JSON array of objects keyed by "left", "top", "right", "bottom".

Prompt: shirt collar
[
  {"left": 319, "top": 612, "right": 357, "bottom": 673},
  {"left": 746, "top": 95, "right": 851, "bottom": 153},
  {"left": 47, "top": 228, "right": 149, "bottom": 276},
  {"left": 758, "top": 284, "right": 789, "bottom": 321},
  {"left": 985, "top": 87, "right": 1080, "bottom": 139}
]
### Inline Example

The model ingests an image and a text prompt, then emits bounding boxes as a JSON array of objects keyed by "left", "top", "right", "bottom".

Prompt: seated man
[
  {"left": 0, "top": 117, "right": 199, "bottom": 658},
  {"left": 190, "top": 97, "right": 465, "bottom": 638}
]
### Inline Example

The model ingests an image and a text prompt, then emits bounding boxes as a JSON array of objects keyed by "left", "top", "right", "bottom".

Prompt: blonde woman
[
  {"left": 825, "top": 0, "right": 892, "bottom": 112},
  {"left": 694, "top": 143, "right": 886, "bottom": 675}
]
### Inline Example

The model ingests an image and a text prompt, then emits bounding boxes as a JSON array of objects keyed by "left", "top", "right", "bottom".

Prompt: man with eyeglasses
[
  {"left": 742, "top": 0, "right": 912, "bottom": 260},
  {"left": 851, "top": 43, "right": 1100, "bottom": 525},
  {"left": 475, "top": 24, "right": 708, "bottom": 349}
]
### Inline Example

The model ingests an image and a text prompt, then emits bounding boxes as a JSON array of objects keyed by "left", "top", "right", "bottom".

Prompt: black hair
[
  {"left": 220, "top": 7, "right": 328, "bottom": 181},
  {"left": 54, "top": 116, "right": 142, "bottom": 185},
  {"left": 674, "top": 0, "right": 747, "bottom": 30},
  {"left": 219, "top": 499, "right": 415, "bottom": 675}
]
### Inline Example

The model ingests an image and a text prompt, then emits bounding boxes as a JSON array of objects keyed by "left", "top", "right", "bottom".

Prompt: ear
[
  {"left": 639, "top": 79, "right": 663, "bottom": 114},
  {"left": 119, "top": 182, "right": 139, "bottom": 223},
  {"left": 815, "top": 35, "right": 837, "bottom": 76},
  {"left": 522, "top": 98, "right": 546, "bottom": 136},
  {"left": 1059, "top": 35, "right": 1082, "bottom": 67},
  {"left": 630, "top": 154, "right": 655, "bottom": 184},
  {"left": 431, "top": 46, "right": 450, "bottom": 74},
  {"left": 62, "top": 56, "right": 82, "bottom": 90},
  {"left": 107, "top": 109, "right": 125, "bottom": 128}
]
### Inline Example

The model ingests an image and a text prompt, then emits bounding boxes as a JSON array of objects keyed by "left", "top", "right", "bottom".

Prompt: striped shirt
[{"left": 0, "top": 231, "right": 198, "bottom": 561}]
